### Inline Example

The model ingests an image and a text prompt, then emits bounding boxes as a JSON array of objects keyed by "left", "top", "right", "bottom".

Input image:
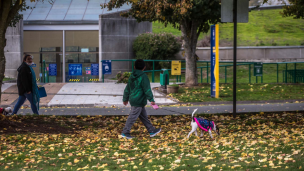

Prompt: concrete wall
[
  {"left": 176, "top": 46, "right": 304, "bottom": 62},
  {"left": 4, "top": 20, "right": 23, "bottom": 79},
  {"left": 99, "top": 11, "right": 152, "bottom": 78}
]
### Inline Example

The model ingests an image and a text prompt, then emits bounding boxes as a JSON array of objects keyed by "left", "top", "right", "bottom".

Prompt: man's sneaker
[
  {"left": 149, "top": 128, "right": 161, "bottom": 137},
  {"left": 121, "top": 133, "right": 134, "bottom": 139}
]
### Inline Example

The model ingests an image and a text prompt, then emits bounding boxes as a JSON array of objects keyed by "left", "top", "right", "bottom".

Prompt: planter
[{"left": 167, "top": 85, "right": 179, "bottom": 94}]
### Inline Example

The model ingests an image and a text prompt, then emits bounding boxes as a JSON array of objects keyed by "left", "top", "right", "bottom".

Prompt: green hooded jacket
[{"left": 123, "top": 70, "right": 155, "bottom": 107}]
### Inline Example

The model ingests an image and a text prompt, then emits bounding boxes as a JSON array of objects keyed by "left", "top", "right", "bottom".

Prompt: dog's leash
[{"left": 158, "top": 107, "right": 189, "bottom": 115}]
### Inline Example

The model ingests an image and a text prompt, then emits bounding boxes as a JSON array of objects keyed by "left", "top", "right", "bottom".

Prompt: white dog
[
  {"left": 0, "top": 107, "right": 13, "bottom": 115},
  {"left": 187, "top": 108, "right": 220, "bottom": 139}
]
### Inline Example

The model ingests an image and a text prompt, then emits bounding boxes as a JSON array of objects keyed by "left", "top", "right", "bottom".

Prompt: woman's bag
[{"left": 38, "top": 87, "right": 47, "bottom": 98}]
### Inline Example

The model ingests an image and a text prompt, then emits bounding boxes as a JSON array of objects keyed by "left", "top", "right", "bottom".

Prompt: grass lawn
[
  {"left": 0, "top": 113, "right": 304, "bottom": 170},
  {"left": 153, "top": 9, "right": 304, "bottom": 46},
  {"left": 3, "top": 78, "right": 13, "bottom": 82},
  {"left": 169, "top": 83, "right": 304, "bottom": 102}
]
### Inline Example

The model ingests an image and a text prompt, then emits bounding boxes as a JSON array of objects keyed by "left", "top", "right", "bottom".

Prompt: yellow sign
[{"left": 171, "top": 61, "right": 181, "bottom": 75}]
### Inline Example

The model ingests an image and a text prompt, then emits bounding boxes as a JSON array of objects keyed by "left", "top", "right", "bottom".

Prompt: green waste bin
[
  {"left": 254, "top": 62, "right": 263, "bottom": 76},
  {"left": 160, "top": 69, "right": 169, "bottom": 87}
]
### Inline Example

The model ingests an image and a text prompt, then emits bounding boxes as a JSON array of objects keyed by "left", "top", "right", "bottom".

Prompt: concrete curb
[
  {"left": 152, "top": 87, "right": 180, "bottom": 103},
  {"left": 2, "top": 98, "right": 303, "bottom": 109}
]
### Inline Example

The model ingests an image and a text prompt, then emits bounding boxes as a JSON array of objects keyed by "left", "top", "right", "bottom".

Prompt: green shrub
[
  {"left": 116, "top": 71, "right": 131, "bottom": 83},
  {"left": 159, "top": 61, "right": 171, "bottom": 69},
  {"left": 133, "top": 33, "right": 181, "bottom": 61}
]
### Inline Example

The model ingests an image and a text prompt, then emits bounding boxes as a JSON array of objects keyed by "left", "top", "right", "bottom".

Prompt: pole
[
  {"left": 224, "top": 66, "right": 226, "bottom": 83},
  {"left": 207, "top": 62, "right": 209, "bottom": 83},
  {"left": 165, "top": 74, "right": 168, "bottom": 89},
  {"left": 132, "top": 61, "right": 134, "bottom": 73},
  {"left": 233, "top": 0, "right": 237, "bottom": 118},
  {"left": 201, "top": 68, "right": 203, "bottom": 83},
  {"left": 63, "top": 30, "right": 66, "bottom": 83},
  {"left": 294, "top": 63, "right": 296, "bottom": 83},
  {"left": 43, "top": 60, "right": 45, "bottom": 83},
  {"left": 249, "top": 64, "right": 251, "bottom": 83},
  {"left": 152, "top": 61, "right": 155, "bottom": 83},
  {"left": 277, "top": 63, "right": 279, "bottom": 83},
  {"left": 215, "top": 24, "right": 219, "bottom": 98},
  {"left": 285, "top": 63, "right": 287, "bottom": 83}
]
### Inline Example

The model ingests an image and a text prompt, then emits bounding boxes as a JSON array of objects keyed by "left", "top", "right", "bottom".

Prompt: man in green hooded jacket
[{"left": 121, "top": 59, "right": 161, "bottom": 139}]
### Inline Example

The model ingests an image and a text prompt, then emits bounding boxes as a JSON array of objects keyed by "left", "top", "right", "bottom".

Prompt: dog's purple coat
[{"left": 194, "top": 117, "right": 214, "bottom": 132}]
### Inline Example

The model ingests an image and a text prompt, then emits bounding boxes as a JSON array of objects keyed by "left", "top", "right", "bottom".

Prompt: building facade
[{"left": 4, "top": 0, "right": 151, "bottom": 82}]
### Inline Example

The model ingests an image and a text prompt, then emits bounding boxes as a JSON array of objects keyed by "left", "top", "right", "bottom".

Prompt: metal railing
[
  {"left": 41, "top": 59, "right": 304, "bottom": 84},
  {"left": 105, "top": 60, "right": 304, "bottom": 84}
]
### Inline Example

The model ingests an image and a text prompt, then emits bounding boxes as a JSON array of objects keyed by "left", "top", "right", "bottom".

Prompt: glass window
[
  {"left": 24, "top": 31, "right": 63, "bottom": 82},
  {"left": 65, "top": 31, "right": 98, "bottom": 48},
  {"left": 24, "top": 31, "right": 63, "bottom": 53},
  {"left": 23, "top": 31, "right": 99, "bottom": 83},
  {"left": 64, "top": 15, "right": 83, "bottom": 20},
  {"left": 48, "top": 9, "right": 69, "bottom": 15},
  {"left": 27, "top": 15, "right": 47, "bottom": 20},
  {"left": 64, "top": 31, "right": 99, "bottom": 82},
  {"left": 67, "top": 8, "right": 86, "bottom": 15},
  {"left": 85, "top": 8, "right": 103, "bottom": 15},
  {"left": 25, "top": 0, "right": 37, "bottom": 7},
  {"left": 83, "top": 15, "right": 99, "bottom": 20},
  {"left": 46, "top": 15, "right": 65, "bottom": 20}
]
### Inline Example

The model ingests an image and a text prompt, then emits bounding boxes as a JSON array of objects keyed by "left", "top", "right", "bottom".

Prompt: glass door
[{"left": 40, "top": 47, "right": 63, "bottom": 83}]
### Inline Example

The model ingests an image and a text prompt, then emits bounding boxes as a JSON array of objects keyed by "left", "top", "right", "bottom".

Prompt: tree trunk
[
  {"left": 180, "top": 20, "right": 199, "bottom": 87},
  {"left": 0, "top": 30, "right": 7, "bottom": 103},
  {"left": 0, "top": 0, "right": 12, "bottom": 103}
]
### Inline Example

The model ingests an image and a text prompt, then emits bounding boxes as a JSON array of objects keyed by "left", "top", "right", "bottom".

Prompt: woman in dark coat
[{"left": 12, "top": 54, "right": 40, "bottom": 115}]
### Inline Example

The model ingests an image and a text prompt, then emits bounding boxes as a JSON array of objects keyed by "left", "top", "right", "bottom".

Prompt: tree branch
[
  {"left": 0, "top": 1, "right": 2, "bottom": 15},
  {"left": 0, "top": 0, "right": 13, "bottom": 38},
  {"left": 0, "top": 0, "right": 12, "bottom": 25},
  {"left": 197, "top": 25, "right": 203, "bottom": 39},
  {"left": 6, "top": 0, "right": 24, "bottom": 26}
]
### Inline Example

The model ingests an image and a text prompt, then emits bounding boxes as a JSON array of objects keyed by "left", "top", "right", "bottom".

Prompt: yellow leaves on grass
[
  {"left": 74, "top": 158, "right": 80, "bottom": 163},
  {"left": 258, "top": 158, "right": 267, "bottom": 163},
  {"left": 1, "top": 112, "right": 304, "bottom": 170}
]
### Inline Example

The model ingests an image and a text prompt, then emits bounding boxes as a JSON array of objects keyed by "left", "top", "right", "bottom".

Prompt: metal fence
[
  {"left": 40, "top": 59, "right": 304, "bottom": 83},
  {"left": 108, "top": 60, "right": 304, "bottom": 84}
]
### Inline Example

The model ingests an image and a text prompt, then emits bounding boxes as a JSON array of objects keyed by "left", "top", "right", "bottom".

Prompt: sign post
[
  {"left": 102, "top": 60, "right": 112, "bottom": 75},
  {"left": 102, "top": 60, "right": 111, "bottom": 83},
  {"left": 233, "top": 0, "right": 237, "bottom": 118},
  {"left": 171, "top": 61, "right": 181, "bottom": 76},
  {"left": 210, "top": 24, "right": 219, "bottom": 98},
  {"left": 221, "top": 0, "right": 249, "bottom": 118}
]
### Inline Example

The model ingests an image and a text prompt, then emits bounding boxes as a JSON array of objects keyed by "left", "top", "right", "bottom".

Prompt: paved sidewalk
[
  {"left": 3, "top": 82, "right": 304, "bottom": 115},
  {"left": 16, "top": 102, "right": 304, "bottom": 115},
  {"left": 47, "top": 83, "right": 175, "bottom": 106},
  {"left": 1, "top": 83, "right": 176, "bottom": 107},
  {"left": 1, "top": 83, "right": 66, "bottom": 106}
]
